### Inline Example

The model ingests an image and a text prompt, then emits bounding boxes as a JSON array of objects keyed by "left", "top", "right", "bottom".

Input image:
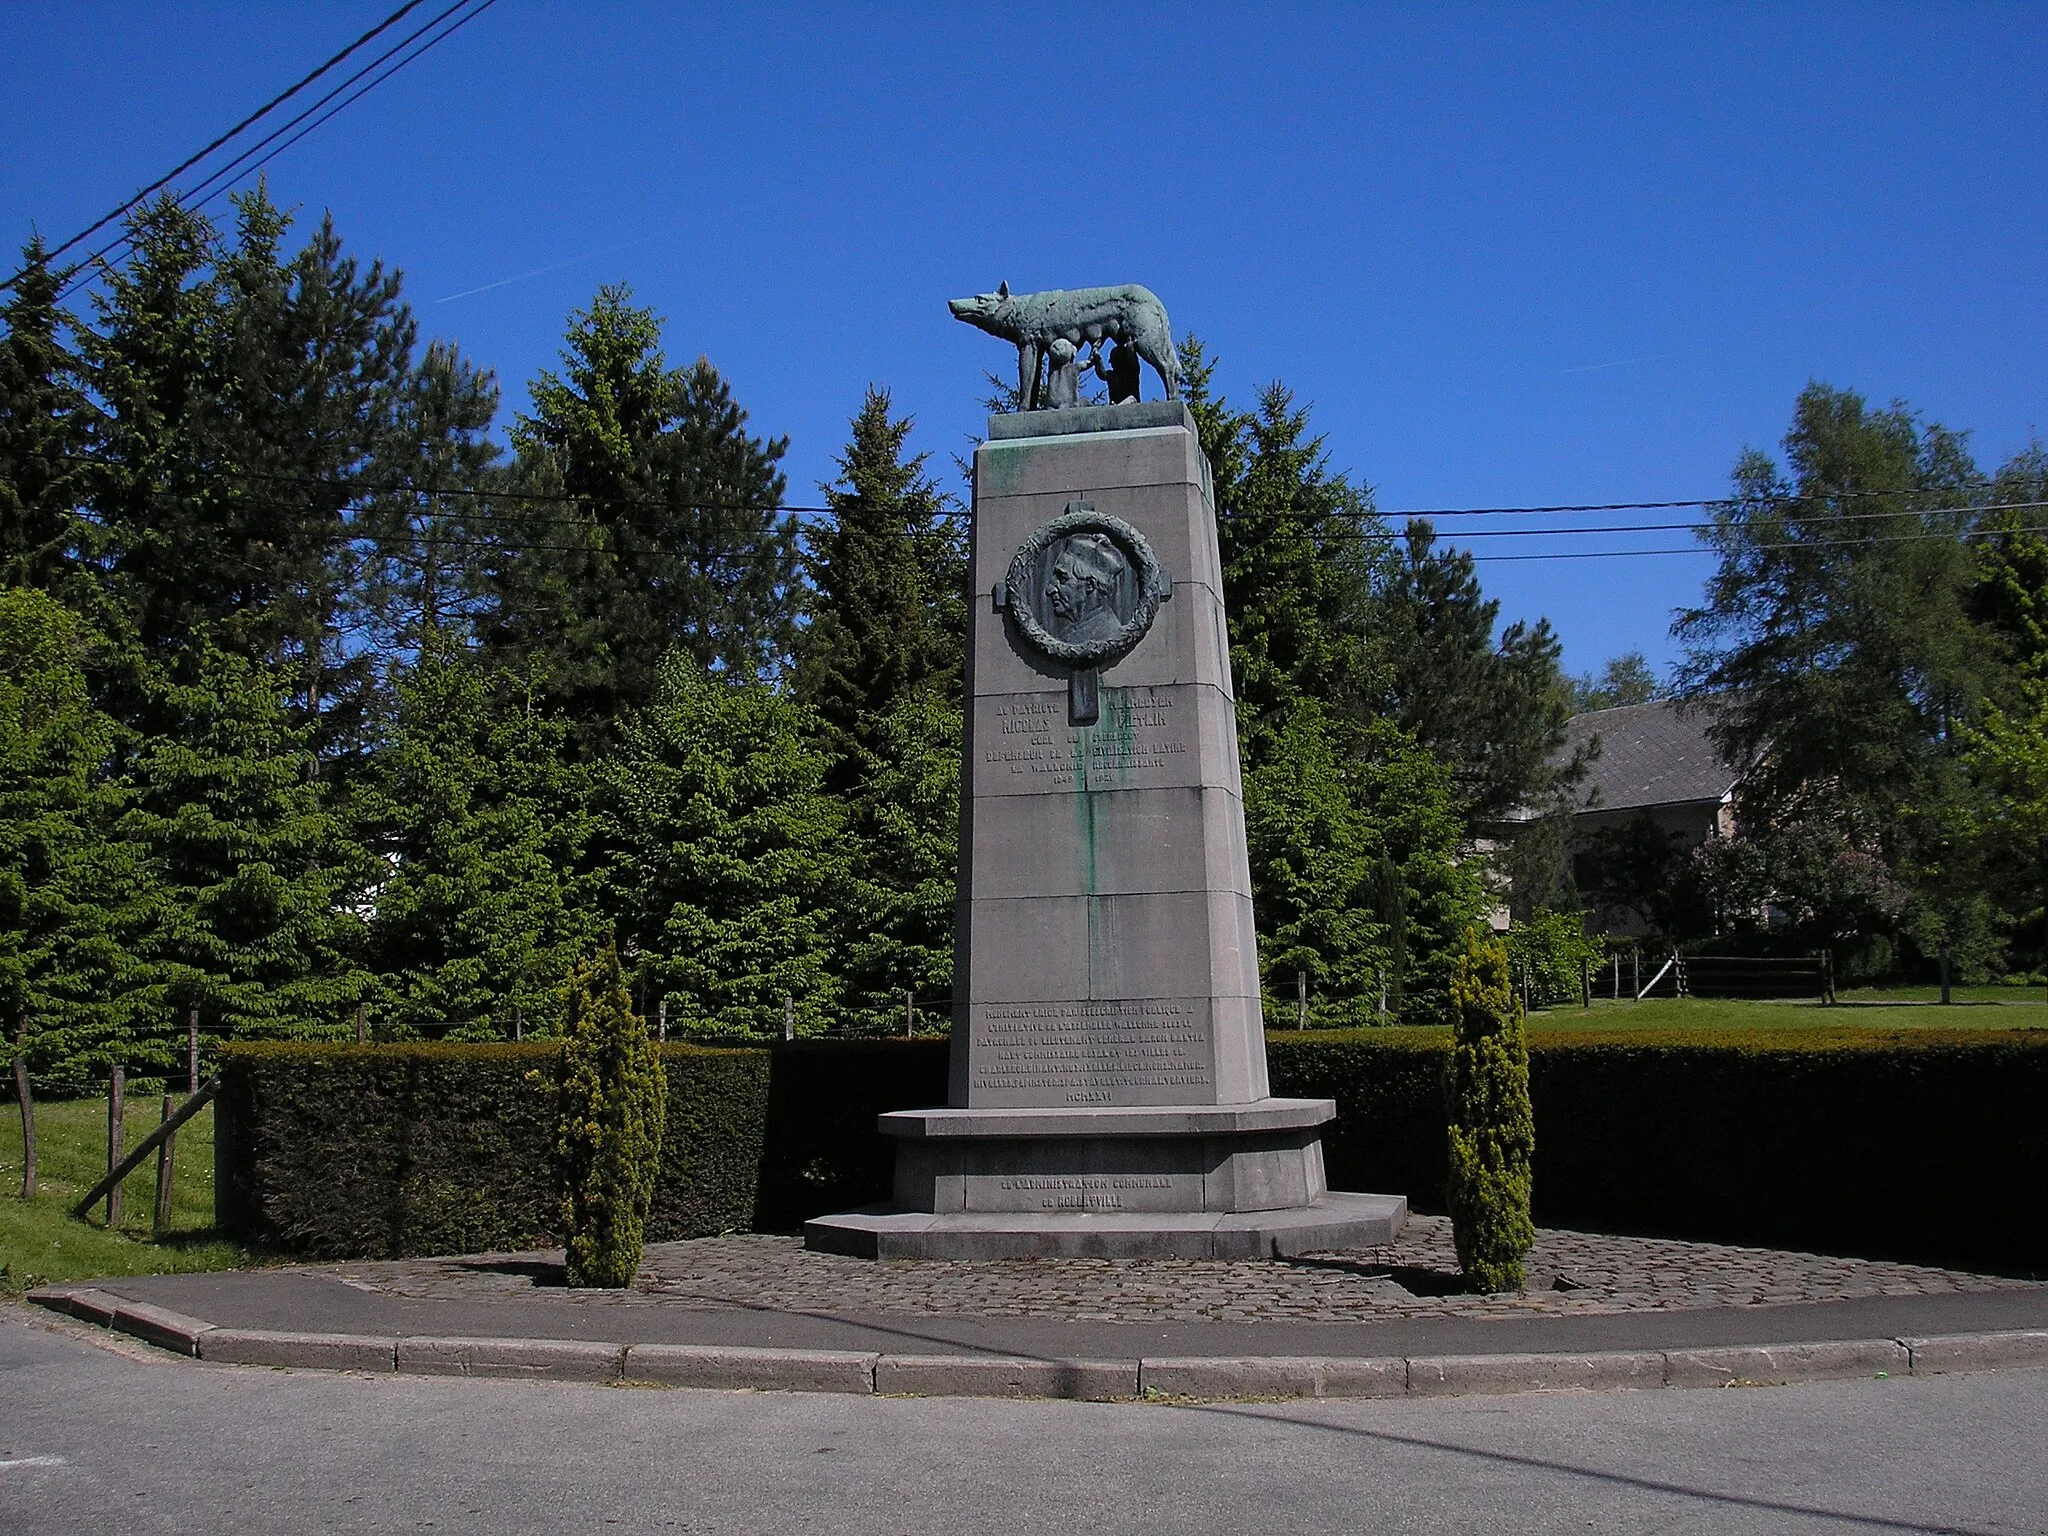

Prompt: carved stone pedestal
[{"left": 805, "top": 399, "right": 1406, "bottom": 1261}]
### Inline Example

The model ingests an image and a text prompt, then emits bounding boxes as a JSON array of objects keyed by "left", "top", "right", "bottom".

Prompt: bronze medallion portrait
[{"left": 999, "top": 503, "right": 1172, "bottom": 669}]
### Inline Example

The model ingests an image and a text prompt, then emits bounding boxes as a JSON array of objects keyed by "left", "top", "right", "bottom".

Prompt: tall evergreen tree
[
  {"left": 361, "top": 641, "right": 598, "bottom": 1038},
  {"left": 1375, "top": 522, "right": 1577, "bottom": 826},
  {"left": 121, "top": 640, "right": 369, "bottom": 1043},
  {"left": 795, "top": 388, "right": 965, "bottom": 787},
  {"left": 483, "top": 285, "right": 798, "bottom": 730},
  {"left": 836, "top": 683, "right": 962, "bottom": 1030},
  {"left": 0, "top": 589, "right": 148, "bottom": 1081},
  {"left": 596, "top": 653, "right": 846, "bottom": 1036},
  {"left": 0, "top": 239, "right": 95, "bottom": 605},
  {"left": 1675, "top": 384, "right": 1991, "bottom": 967}
]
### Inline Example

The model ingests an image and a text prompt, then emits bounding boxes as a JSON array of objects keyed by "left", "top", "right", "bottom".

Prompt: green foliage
[
  {"left": 1444, "top": 931, "right": 1535, "bottom": 1291},
  {"left": 482, "top": 284, "right": 799, "bottom": 728},
  {"left": 216, "top": 1039, "right": 949, "bottom": 1258},
  {"left": 218, "top": 1029, "right": 2048, "bottom": 1272},
  {"left": 1246, "top": 705, "right": 1484, "bottom": 1022},
  {"left": 121, "top": 641, "right": 369, "bottom": 1056},
  {"left": 0, "top": 591, "right": 147, "bottom": 1079},
  {"left": 1502, "top": 908, "right": 1603, "bottom": 1009},
  {"left": 0, "top": 238, "right": 94, "bottom": 601},
  {"left": 1567, "top": 651, "right": 1662, "bottom": 713},
  {"left": 1, "top": 1098, "right": 245, "bottom": 1295},
  {"left": 836, "top": 684, "right": 961, "bottom": 1031},
  {"left": 795, "top": 388, "right": 965, "bottom": 789},
  {"left": 361, "top": 642, "right": 599, "bottom": 1037},
  {"left": 598, "top": 653, "right": 849, "bottom": 1037},
  {"left": 555, "top": 949, "right": 666, "bottom": 1287},
  {"left": 1676, "top": 384, "right": 1993, "bottom": 963}
]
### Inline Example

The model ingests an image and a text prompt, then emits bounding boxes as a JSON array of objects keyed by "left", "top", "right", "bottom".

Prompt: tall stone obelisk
[{"left": 806, "top": 288, "right": 1406, "bottom": 1259}]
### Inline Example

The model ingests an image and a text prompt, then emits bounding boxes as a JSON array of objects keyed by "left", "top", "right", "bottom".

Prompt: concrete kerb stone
[
  {"left": 108, "top": 1299, "right": 215, "bottom": 1357},
  {"left": 1903, "top": 1330, "right": 2048, "bottom": 1377},
  {"left": 27, "top": 1286, "right": 120, "bottom": 1327},
  {"left": 875, "top": 1355, "right": 1140, "bottom": 1400},
  {"left": 395, "top": 1336, "right": 626, "bottom": 1382},
  {"left": 1407, "top": 1350, "right": 1667, "bottom": 1398},
  {"left": 625, "top": 1343, "right": 878, "bottom": 1394},
  {"left": 200, "top": 1328, "right": 398, "bottom": 1373},
  {"left": 26, "top": 1289, "right": 2048, "bottom": 1398},
  {"left": 1661, "top": 1339, "right": 1910, "bottom": 1389},
  {"left": 1140, "top": 1356, "right": 1406, "bottom": 1400}
]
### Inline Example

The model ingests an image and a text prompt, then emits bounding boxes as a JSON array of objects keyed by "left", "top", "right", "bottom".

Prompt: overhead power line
[
  {"left": 4, "top": 2, "right": 429, "bottom": 294},
  {"left": 36, "top": 0, "right": 499, "bottom": 306}
]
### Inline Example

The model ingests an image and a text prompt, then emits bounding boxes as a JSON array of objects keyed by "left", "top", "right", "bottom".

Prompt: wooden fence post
[
  {"left": 355, "top": 1001, "right": 367, "bottom": 1044},
  {"left": 905, "top": 991, "right": 916, "bottom": 1040},
  {"left": 1582, "top": 957, "right": 1591, "bottom": 1009},
  {"left": 782, "top": 992, "right": 794, "bottom": 1043},
  {"left": 105, "top": 1065, "right": 125, "bottom": 1227},
  {"left": 1296, "top": 970, "right": 1308, "bottom": 1030},
  {"left": 512, "top": 1004, "right": 522, "bottom": 1043},
  {"left": 13, "top": 1016, "right": 33, "bottom": 1200},
  {"left": 153, "top": 1094, "right": 176, "bottom": 1232},
  {"left": 657, "top": 997, "right": 666, "bottom": 1043}
]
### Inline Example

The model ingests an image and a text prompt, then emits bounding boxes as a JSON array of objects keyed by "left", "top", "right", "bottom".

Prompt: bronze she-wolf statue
[{"left": 948, "top": 282, "right": 1180, "bottom": 410}]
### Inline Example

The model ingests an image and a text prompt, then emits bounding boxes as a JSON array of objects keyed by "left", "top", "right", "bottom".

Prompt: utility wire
[
  {"left": 46, "top": 0, "right": 497, "bottom": 306},
  {"left": 2, "top": 1, "right": 427, "bottom": 292}
]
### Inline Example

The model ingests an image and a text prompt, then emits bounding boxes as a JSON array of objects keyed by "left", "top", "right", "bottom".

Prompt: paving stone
[
  {"left": 1408, "top": 1350, "right": 1665, "bottom": 1397},
  {"left": 1661, "top": 1339, "right": 1909, "bottom": 1387},
  {"left": 313, "top": 1215, "right": 2034, "bottom": 1328}
]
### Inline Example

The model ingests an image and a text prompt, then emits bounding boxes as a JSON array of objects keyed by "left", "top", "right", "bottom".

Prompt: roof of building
[{"left": 1564, "top": 699, "right": 1744, "bottom": 814}]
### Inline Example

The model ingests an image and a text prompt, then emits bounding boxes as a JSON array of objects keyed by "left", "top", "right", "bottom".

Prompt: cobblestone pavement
[{"left": 315, "top": 1217, "right": 2040, "bottom": 1324}]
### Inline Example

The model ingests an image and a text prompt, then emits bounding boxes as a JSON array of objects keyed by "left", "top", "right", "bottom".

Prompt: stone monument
[{"left": 805, "top": 285, "right": 1407, "bottom": 1259}]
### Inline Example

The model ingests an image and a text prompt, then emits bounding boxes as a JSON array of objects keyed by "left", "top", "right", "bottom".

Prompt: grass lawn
[
  {"left": 0, "top": 1093, "right": 252, "bottom": 1295},
  {"left": 1530, "top": 992, "right": 2048, "bottom": 1033}
]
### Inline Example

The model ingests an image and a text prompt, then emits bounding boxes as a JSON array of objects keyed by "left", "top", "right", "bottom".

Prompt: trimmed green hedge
[
  {"left": 217, "top": 1040, "right": 947, "bottom": 1258},
  {"left": 1271, "top": 1027, "right": 2048, "bottom": 1271},
  {"left": 220, "top": 1028, "right": 2048, "bottom": 1270}
]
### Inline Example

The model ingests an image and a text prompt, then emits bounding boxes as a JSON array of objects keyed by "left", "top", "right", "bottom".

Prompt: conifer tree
[
  {"left": 0, "top": 238, "right": 95, "bottom": 605},
  {"left": 483, "top": 285, "right": 798, "bottom": 730},
  {"left": 362, "top": 641, "right": 599, "bottom": 1037},
  {"left": 596, "top": 653, "right": 846, "bottom": 1036},
  {"left": 121, "top": 640, "right": 370, "bottom": 1043},
  {"left": 1445, "top": 930, "right": 1535, "bottom": 1292},
  {"left": 556, "top": 946, "right": 665, "bottom": 1288},
  {"left": 0, "top": 589, "right": 148, "bottom": 1080},
  {"left": 837, "top": 684, "right": 961, "bottom": 1030},
  {"left": 795, "top": 389, "right": 965, "bottom": 788}
]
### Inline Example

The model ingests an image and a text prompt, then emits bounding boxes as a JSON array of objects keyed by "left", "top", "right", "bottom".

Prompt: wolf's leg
[{"left": 1018, "top": 341, "right": 1041, "bottom": 410}]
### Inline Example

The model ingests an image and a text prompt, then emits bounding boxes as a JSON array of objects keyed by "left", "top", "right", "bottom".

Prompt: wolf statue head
[{"left": 946, "top": 281, "right": 1018, "bottom": 338}]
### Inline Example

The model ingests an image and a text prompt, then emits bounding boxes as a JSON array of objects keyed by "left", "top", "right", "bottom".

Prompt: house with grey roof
[{"left": 1564, "top": 699, "right": 1744, "bottom": 848}]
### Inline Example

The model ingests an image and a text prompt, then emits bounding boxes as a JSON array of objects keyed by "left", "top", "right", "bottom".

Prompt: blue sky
[{"left": 4, "top": 3, "right": 2042, "bottom": 680}]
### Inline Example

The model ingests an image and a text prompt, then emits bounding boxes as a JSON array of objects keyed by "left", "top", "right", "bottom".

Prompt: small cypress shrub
[
  {"left": 556, "top": 949, "right": 667, "bottom": 1287},
  {"left": 1445, "top": 929, "right": 1535, "bottom": 1292}
]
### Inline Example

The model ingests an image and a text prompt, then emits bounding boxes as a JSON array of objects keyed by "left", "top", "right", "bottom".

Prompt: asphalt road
[{"left": 4, "top": 1310, "right": 2044, "bottom": 1536}]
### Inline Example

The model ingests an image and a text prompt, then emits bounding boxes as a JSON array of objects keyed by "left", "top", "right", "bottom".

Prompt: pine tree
[
  {"left": 837, "top": 684, "right": 961, "bottom": 1030},
  {"left": 794, "top": 389, "right": 965, "bottom": 789},
  {"left": 596, "top": 653, "right": 847, "bottom": 1036},
  {"left": 121, "top": 640, "right": 369, "bottom": 1042},
  {"left": 1445, "top": 930, "right": 1535, "bottom": 1292},
  {"left": 0, "top": 589, "right": 148, "bottom": 1081},
  {"left": 362, "top": 641, "right": 599, "bottom": 1037},
  {"left": 556, "top": 946, "right": 665, "bottom": 1288},
  {"left": 483, "top": 285, "right": 798, "bottom": 731},
  {"left": 0, "top": 238, "right": 95, "bottom": 604}
]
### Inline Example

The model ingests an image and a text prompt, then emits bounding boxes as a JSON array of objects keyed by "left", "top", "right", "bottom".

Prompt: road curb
[{"left": 24, "top": 1288, "right": 2048, "bottom": 1400}]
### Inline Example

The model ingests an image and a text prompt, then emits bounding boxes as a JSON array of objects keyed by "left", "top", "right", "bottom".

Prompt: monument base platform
[{"left": 803, "top": 1192, "right": 1408, "bottom": 1261}]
